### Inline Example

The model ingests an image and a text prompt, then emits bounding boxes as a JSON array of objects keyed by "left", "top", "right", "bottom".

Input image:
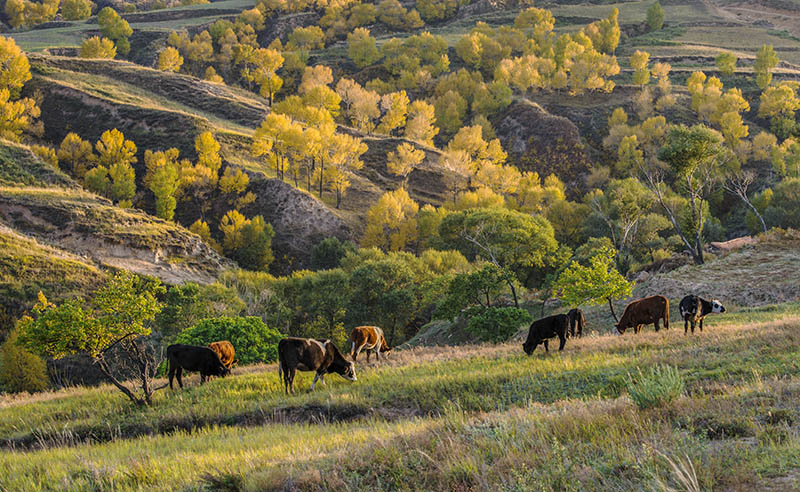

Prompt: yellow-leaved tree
[
  {"left": 144, "top": 148, "right": 181, "bottom": 220},
  {"left": 80, "top": 36, "right": 117, "bottom": 59},
  {"left": 0, "top": 36, "right": 39, "bottom": 141},
  {"left": 157, "top": 47, "right": 183, "bottom": 72},
  {"left": 387, "top": 142, "right": 425, "bottom": 186},
  {"left": 86, "top": 129, "right": 137, "bottom": 207},
  {"left": 362, "top": 187, "right": 419, "bottom": 252}
]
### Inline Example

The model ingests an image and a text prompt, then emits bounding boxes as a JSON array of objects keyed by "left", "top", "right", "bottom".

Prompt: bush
[
  {"left": 466, "top": 307, "right": 532, "bottom": 343},
  {"left": 626, "top": 364, "right": 684, "bottom": 410},
  {"left": 0, "top": 329, "right": 49, "bottom": 394},
  {"left": 175, "top": 316, "right": 283, "bottom": 364}
]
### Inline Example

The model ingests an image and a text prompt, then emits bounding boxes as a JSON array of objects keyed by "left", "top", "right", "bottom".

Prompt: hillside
[{"left": 0, "top": 140, "right": 232, "bottom": 315}]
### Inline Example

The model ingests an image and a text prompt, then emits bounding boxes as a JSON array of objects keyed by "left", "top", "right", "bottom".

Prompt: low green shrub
[
  {"left": 466, "top": 307, "right": 532, "bottom": 343},
  {"left": 0, "top": 329, "right": 49, "bottom": 394},
  {"left": 175, "top": 317, "right": 284, "bottom": 365},
  {"left": 626, "top": 364, "right": 684, "bottom": 410}
]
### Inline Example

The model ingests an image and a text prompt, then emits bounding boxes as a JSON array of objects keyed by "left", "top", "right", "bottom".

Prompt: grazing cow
[
  {"left": 208, "top": 340, "right": 237, "bottom": 369},
  {"left": 278, "top": 338, "right": 357, "bottom": 395},
  {"left": 615, "top": 295, "right": 670, "bottom": 334},
  {"left": 166, "top": 344, "right": 230, "bottom": 389},
  {"left": 523, "top": 314, "right": 570, "bottom": 355},
  {"left": 349, "top": 325, "right": 391, "bottom": 362},
  {"left": 567, "top": 308, "right": 585, "bottom": 338},
  {"left": 679, "top": 295, "right": 725, "bottom": 334}
]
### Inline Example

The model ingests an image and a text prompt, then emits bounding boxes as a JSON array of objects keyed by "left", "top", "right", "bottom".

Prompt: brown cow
[
  {"left": 349, "top": 326, "right": 391, "bottom": 362},
  {"left": 208, "top": 340, "right": 237, "bottom": 369},
  {"left": 615, "top": 295, "right": 670, "bottom": 334},
  {"left": 278, "top": 338, "right": 357, "bottom": 395}
]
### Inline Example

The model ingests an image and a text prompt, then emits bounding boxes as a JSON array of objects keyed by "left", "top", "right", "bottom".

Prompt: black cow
[
  {"left": 523, "top": 314, "right": 570, "bottom": 355},
  {"left": 166, "top": 344, "right": 230, "bottom": 389},
  {"left": 567, "top": 308, "right": 585, "bottom": 338},
  {"left": 278, "top": 338, "right": 357, "bottom": 395},
  {"left": 679, "top": 295, "right": 725, "bottom": 334}
]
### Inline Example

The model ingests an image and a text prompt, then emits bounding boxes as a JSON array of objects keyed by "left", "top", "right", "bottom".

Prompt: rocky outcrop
[
  {"left": 493, "top": 99, "right": 593, "bottom": 199},
  {"left": 243, "top": 177, "right": 353, "bottom": 274}
]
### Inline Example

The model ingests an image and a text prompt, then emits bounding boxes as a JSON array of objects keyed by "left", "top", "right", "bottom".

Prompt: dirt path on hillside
[{"left": 706, "top": 0, "right": 800, "bottom": 37}]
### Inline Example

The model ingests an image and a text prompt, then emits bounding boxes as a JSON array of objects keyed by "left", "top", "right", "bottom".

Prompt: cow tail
[{"left": 665, "top": 299, "right": 670, "bottom": 329}]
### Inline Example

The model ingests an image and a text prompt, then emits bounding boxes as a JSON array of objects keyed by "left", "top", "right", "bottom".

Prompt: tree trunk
[
  {"left": 607, "top": 297, "right": 619, "bottom": 322},
  {"left": 95, "top": 358, "right": 145, "bottom": 406},
  {"left": 540, "top": 296, "right": 548, "bottom": 317},
  {"left": 336, "top": 189, "right": 341, "bottom": 208},
  {"left": 506, "top": 279, "right": 519, "bottom": 308}
]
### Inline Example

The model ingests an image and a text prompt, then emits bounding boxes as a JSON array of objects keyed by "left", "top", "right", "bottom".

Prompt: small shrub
[
  {"left": 764, "top": 408, "right": 795, "bottom": 426},
  {"left": 199, "top": 470, "right": 244, "bottom": 492},
  {"left": 691, "top": 415, "right": 754, "bottom": 439},
  {"left": 0, "top": 329, "right": 49, "bottom": 393},
  {"left": 176, "top": 316, "right": 283, "bottom": 365},
  {"left": 758, "top": 425, "right": 790, "bottom": 446},
  {"left": 466, "top": 306, "right": 532, "bottom": 343},
  {"left": 626, "top": 364, "right": 684, "bottom": 410}
]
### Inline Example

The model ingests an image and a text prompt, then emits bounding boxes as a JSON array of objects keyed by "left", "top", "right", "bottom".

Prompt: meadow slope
[{"left": 2, "top": 303, "right": 800, "bottom": 491}]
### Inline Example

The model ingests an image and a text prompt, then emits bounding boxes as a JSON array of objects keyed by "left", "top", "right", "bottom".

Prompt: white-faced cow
[
  {"left": 166, "top": 344, "right": 230, "bottom": 389},
  {"left": 278, "top": 338, "right": 357, "bottom": 395},
  {"left": 523, "top": 314, "right": 570, "bottom": 355},
  {"left": 615, "top": 295, "right": 670, "bottom": 334},
  {"left": 679, "top": 295, "right": 725, "bottom": 335},
  {"left": 567, "top": 308, "right": 585, "bottom": 338},
  {"left": 349, "top": 325, "right": 391, "bottom": 363}
]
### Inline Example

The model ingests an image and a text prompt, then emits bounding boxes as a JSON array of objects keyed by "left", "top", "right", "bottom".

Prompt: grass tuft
[{"left": 626, "top": 364, "right": 685, "bottom": 410}]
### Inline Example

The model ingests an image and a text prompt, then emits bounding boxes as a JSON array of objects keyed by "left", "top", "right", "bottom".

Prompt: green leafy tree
[
  {"left": 647, "top": 2, "right": 664, "bottom": 31},
  {"left": 144, "top": 148, "right": 181, "bottom": 220},
  {"left": 176, "top": 316, "right": 283, "bottom": 364},
  {"left": 97, "top": 7, "right": 132, "bottom": 56},
  {"left": 438, "top": 207, "right": 561, "bottom": 305},
  {"left": 348, "top": 257, "right": 418, "bottom": 345},
  {"left": 310, "top": 237, "right": 355, "bottom": 271},
  {"left": 715, "top": 52, "right": 737, "bottom": 76},
  {"left": 467, "top": 307, "right": 532, "bottom": 343},
  {"left": 754, "top": 44, "right": 779, "bottom": 89},
  {"left": 18, "top": 274, "right": 165, "bottom": 406},
  {"left": 652, "top": 124, "right": 728, "bottom": 264},
  {"left": 156, "top": 282, "right": 245, "bottom": 340},
  {"left": 347, "top": 27, "right": 380, "bottom": 68},
  {"left": 553, "top": 245, "right": 634, "bottom": 322},
  {"left": 0, "top": 328, "right": 49, "bottom": 394}
]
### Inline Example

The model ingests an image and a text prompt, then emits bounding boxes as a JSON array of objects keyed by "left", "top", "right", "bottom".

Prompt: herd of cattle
[{"left": 165, "top": 294, "right": 725, "bottom": 394}]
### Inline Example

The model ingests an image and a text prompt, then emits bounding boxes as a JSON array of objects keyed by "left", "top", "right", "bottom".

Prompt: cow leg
[
  {"left": 684, "top": 318, "right": 689, "bottom": 335},
  {"left": 168, "top": 364, "right": 175, "bottom": 390},
  {"left": 558, "top": 334, "right": 566, "bottom": 351},
  {"left": 311, "top": 372, "right": 322, "bottom": 390},
  {"left": 654, "top": 318, "right": 661, "bottom": 332},
  {"left": 288, "top": 368, "right": 296, "bottom": 395},
  {"left": 200, "top": 374, "right": 206, "bottom": 385},
  {"left": 176, "top": 367, "right": 184, "bottom": 389},
  {"left": 374, "top": 347, "right": 381, "bottom": 361},
  {"left": 544, "top": 340, "right": 549, "bottom": 353},
  {"left": 699, "top": 318, "right": 704, "bottom": 332}
]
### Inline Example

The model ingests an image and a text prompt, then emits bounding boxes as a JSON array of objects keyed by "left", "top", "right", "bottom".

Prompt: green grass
[{"left": 2, "top": 309, "right": 800, "bottom": 490}]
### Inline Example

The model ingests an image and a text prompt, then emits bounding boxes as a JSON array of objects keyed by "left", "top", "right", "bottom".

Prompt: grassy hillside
[
  {"left": 0, "top": 139, "right": 233, "bottom": 315},
  {"left": 1, "top": 304, "right": 799, "bottom": 490}
]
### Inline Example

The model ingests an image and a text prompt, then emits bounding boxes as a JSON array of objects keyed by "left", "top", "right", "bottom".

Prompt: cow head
[
  {"left": 380, "top": 337, "right": 392, "bottom": 354},
  {"left": 712, "top": 300, "right": 725, "bottom": 313},
  {"left": 214, "top": 362, "right": 231, "bottom": 377},
  {"left": 615, "top": 323, "right": 627, "bottom": 335},
  {"left": 328, "top": 342, "right": 358, "bottom": 381},
  {"left": 522, "top": 341, "right": 534, "bottom": 356}
]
